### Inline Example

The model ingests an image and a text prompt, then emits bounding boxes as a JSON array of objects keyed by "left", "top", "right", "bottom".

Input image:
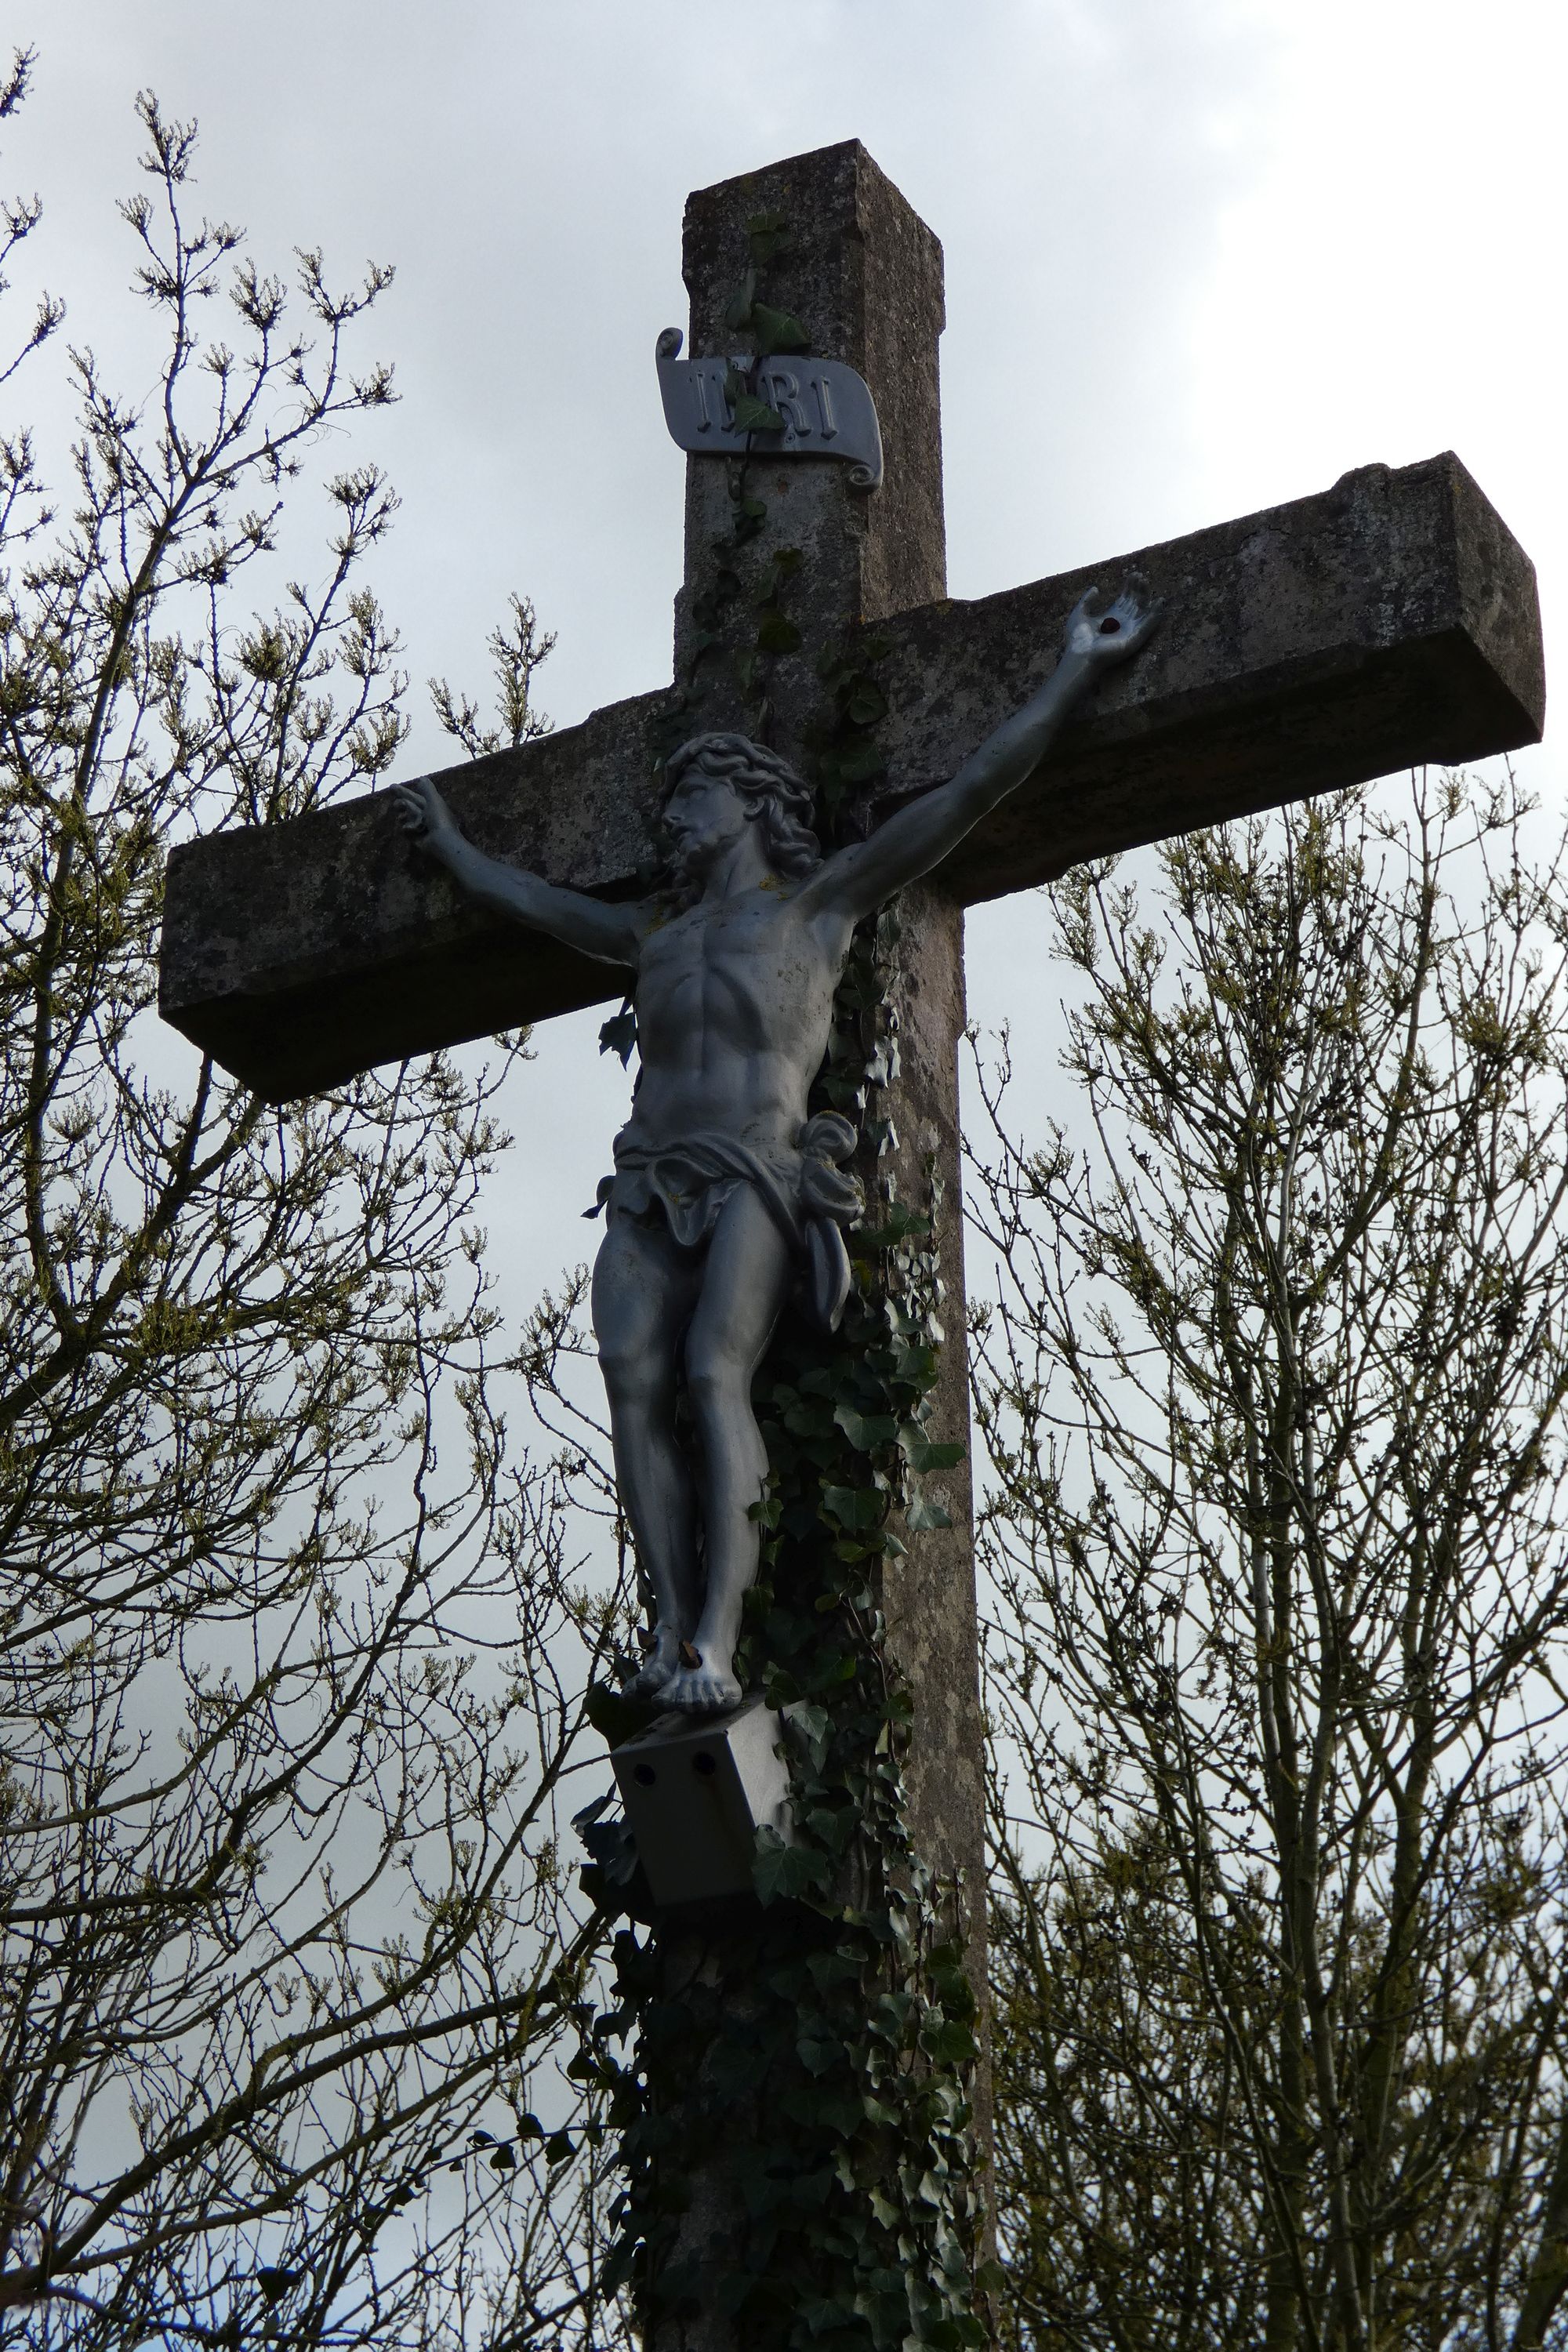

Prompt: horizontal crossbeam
[{"left": 160, "top": 450, "right": 1542, "bottom": 1102}]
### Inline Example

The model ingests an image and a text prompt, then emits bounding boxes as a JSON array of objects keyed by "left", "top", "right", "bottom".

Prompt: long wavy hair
[{"left": 661, "top": 734, "right": 823, "bottom": 893}]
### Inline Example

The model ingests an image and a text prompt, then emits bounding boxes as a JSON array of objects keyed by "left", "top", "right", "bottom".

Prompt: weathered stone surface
[
  {"left": 645, "top": 151, "right": 992, "bottom": 2350},
  {"left": 160, "top": 452, "right": 1541, "bottom": 1102},
  {"left": 673, "top": 138, "right": 947, "bottom": 720},
  {"left": 160, "top": 687, "right": 669, "bottom": 1099},
  {"left": 875, "top": 882, "right": 980, "bottom": 1911},
  {"left": 871, "top": 448, "right": 1544, "bottom": 902}
]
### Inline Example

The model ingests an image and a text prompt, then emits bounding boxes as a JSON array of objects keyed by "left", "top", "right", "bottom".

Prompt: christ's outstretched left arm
[{"left": 798, "top": 588, "right": 1158, "bottom": 927}]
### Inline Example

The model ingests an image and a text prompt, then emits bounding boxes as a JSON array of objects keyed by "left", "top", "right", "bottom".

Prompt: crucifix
[{"left": 160, "top": 142, "right": 1543, "bottom": 2347}]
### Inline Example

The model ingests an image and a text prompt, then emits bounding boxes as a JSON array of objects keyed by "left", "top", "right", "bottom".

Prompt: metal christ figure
[{"left": 393, "top": 590, "right": 1156, "bottom": 1714}]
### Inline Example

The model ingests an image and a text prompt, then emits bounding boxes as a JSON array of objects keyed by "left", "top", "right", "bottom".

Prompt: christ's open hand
[{"left": 1062, "top": 586, "right": 1160, "bottom": 671}]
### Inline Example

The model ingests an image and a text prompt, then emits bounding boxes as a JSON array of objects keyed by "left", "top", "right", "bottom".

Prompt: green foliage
[
  {"left": 751, "top": 303, "right": 812, "bottom": 358},
  {"left": 676, "top": 214, "right": 821, "bottom": 746},
  {"left": 598, "top": 996, "right": 639, "bottom": 1067},
  {"left": 731, "top": 390, "right": 789, "bottom": 434},
  {"left": 746, "top": 209, "right": 794, "bottom": 270},
  {"left": 808, "top": 638, "right": 894, "bottom": 826}
]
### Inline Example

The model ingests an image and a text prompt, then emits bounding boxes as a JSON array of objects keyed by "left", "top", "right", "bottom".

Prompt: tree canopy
[
  {"left": 974, "top": 776, "right": 1568, "bottom": 2351},
  {"left": 0, "top": 64, "right": 622, "bottom": 2350}
]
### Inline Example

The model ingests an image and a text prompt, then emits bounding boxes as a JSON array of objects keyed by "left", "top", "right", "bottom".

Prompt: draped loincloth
[{"left": 590, "top": 1112, "right": 863, "bottom": 1332}]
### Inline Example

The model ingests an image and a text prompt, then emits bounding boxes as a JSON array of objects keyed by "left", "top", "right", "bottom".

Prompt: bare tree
[
  {"left": 430, "top": 594, "right": 557, "bottom": 760},
  {"left": 0, "top": 64, "right": 622, "bottom": 2349},
  {"left": 971, "top": 775, "right": 1568, "bottom": 2351}
]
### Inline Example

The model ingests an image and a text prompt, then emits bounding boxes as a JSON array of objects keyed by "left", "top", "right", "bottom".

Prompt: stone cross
[{"left": 158, "top": 142, "right": 1544, "bottom": 2342}]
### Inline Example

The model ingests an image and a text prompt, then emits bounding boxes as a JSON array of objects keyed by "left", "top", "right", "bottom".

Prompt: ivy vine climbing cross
[{"left": 159, "top": 139, "right": 1544, "bottom": 2350}]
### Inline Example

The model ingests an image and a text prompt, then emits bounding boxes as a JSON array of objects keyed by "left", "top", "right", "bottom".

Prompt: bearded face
[
  {"left": 659, "top": 762, "right": 753, "bottom": 896},
  {"left": 657, "top": 736, "right": 824, "bottom": 902}
]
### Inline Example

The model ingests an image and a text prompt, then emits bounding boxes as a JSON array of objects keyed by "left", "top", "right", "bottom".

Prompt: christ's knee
[
  {"left": 597, "top": 1339, "right": 676, "bottom": 1423},
  {"left": 684, "top": 1335, "right": 760, "bottom": 1443}
]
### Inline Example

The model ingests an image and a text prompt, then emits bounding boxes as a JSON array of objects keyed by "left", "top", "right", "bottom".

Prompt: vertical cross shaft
[
  {"left": 674, "top": 132, "right": 983, "bottom": 1934},
  {"left": 640, "top": 146, "right": 989, "bottom": 2344},
  {"left": 673, "top": 140, "right": 946, "bottom": 702}
]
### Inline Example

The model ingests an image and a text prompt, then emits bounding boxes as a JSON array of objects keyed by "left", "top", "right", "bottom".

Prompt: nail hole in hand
[
  {"left": 633, "top": 1763, "right": 656, "bottom": 1787},
  {"left": 1099, "top": 617, "right": 1122, "bottom": 636}
]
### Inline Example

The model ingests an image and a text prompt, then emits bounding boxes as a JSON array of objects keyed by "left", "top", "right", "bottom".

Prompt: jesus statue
[{"left": 393, "top": 588, "right": 1156, "bottom": 1713}]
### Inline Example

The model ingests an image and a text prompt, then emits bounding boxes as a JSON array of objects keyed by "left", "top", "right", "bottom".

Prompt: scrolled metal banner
[{"left": 655, "top": 328, "right": 884, "bottom": 491}]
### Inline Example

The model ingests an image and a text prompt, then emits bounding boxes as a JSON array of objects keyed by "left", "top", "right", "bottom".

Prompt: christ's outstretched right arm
[
  {"left": 392, "top": 775, "right": 644, "bottom": 968},
  {"left": 799, "top": 587, "right": 1159, "bottom": 927}
]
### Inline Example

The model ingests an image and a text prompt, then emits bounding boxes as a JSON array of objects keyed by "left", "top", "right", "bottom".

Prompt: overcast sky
[{"left": 7, "top": 0, "right": 1565, "bottom": 1312}]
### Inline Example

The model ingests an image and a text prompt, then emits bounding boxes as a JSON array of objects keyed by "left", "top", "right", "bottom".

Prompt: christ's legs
[
  {"left": 591, "top": 1209, "right": 704, "bottom": 1698},
  {"left": 662, "top": 1187, "right": 793, "bottom": 1714}
]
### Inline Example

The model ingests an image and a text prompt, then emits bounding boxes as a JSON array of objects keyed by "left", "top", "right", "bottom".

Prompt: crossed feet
[{"left": 622, "top": 1624, "right": 742, "bottom": 1715}]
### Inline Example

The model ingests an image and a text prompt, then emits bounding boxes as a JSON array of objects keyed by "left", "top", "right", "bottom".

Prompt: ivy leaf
[
  {"left": 723, "top": 267, "right": 757, "bottom": 331},
  {"left": 751, "top": 301, "right": 811, "bottom": 356},
  {"left": 731, "top": 391, "right": 786, "bottom": 434},
  {"left": 583, "top": 1682, "right": 652, "bottom": 1746},
  {"left": 835, "top": 1404, "right": 898, "bottom": 1453},
  {"left": 891, "top": 1339, "right": 939, "bottom": 1386},
  {"left": 753, "top": 1825, "right": 831, "bottom": 1906},
  {"left": 806, "top": 1947, "right": 862, "bottom": 1989},
  {"left": 869, "top": 1988, "right": 915, "bottom": 2042},
  {"left": 784, "top": 1699, "right": 832, "bottom": 1771},
  {"left": 598, "top": 999, "right": 637, "bottom": 1067},
  {"left": 931, "top": 1962, "right": 978, "bottom": 2021},
  {"left": 600, "top": 2238, "right": 637, "bottom": 2297},
  {"left": 920, "top": 2016, "right": 978, "bottom": 2065},
  {"left": 756, "top": 610, "right": 802, "bottom": 655},
  {"left": 900, "top": 1428, "right": 965, "bottom": 1473},
  {"left": 822, "top": 1484, "right": 885, "bottom": 1532},
  {"left": 833, "top": 1538, "right": 878, "bottom": 1568},
  {"left": 805, "top": 1802, "right": 854, "bottom": 1854},
  {"left": 746, "top": 207, "right": 792, "bottom": 265},
  {"left": 796, "top": 2034, "right": 839, "bottom": 2077},
  {"left": 844, "top": 678, "right": 887, "bottom": 726},
  {"left": 905, "top": 1488, "right": 953, "bottom": 1533}
]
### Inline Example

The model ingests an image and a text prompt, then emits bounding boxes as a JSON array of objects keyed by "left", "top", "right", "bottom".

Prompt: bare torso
[{"left": 619, "top": 884, "right": 851, "bottom": 1156}]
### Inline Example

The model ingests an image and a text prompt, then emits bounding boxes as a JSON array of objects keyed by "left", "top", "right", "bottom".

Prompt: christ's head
[{"left": 659, "top": 735, "right": 822, "bottom": 895}]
